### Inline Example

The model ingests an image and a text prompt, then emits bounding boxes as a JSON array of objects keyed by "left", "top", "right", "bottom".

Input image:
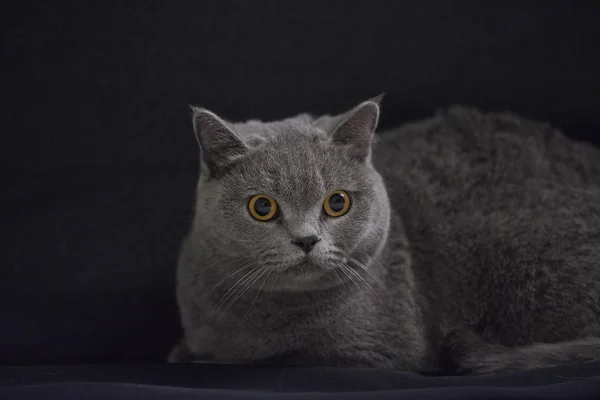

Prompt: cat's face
[{"left": 191, "top": 101, "right": 390, "bottom": 291}]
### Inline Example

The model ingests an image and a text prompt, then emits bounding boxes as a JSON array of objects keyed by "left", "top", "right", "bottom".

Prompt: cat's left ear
[
  {"left": 191, "top": 107, "right": 248, "bottom": 176},
  {"left": 330, "top": 98, "right": 381, "bottom": 162}
]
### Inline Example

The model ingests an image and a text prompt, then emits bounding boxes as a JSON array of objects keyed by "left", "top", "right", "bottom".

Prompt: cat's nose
[{"left": 291, "top": 235, "right": 321, "bottom": 253}]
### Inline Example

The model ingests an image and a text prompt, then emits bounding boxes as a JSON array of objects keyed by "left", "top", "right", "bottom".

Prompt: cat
[{"left": 169, "top": 97, "right": 600, "bottom": 374}]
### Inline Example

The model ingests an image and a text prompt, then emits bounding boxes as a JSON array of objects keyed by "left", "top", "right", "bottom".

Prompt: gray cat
[{"left": 169, "top": 98, "right": 600, "bottom": 374}]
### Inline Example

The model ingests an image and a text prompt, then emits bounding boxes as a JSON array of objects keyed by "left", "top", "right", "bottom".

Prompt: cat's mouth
[
  {"left": 266, "top": 257, "right": 340, "bottom": 290},
  {"left": 287, "top": 258, "right": 323, "bottom": 275},
  {"left": 259, "top": 252, "right": 349, "bottom": 291}
]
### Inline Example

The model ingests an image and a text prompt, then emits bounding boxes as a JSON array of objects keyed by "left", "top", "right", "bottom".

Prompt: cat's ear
[
  {"left": 191, "top": 106, "right": 248, "bottom": 175},
  {"left": 329, "top": 99, "right": 381, "bottom": 161}
]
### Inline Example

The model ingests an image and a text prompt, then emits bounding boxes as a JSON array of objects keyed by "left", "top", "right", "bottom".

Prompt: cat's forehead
[
  {"left": 243, "top": 130, "right": 328, "bottom": 185},
  {"left": 235, "top": 117, "right": 330, "bottom": 164},
  {"left": 232, "top": 115, "right": 327, "bottom": 145},
  {"left": 223, "top": 127, "right": 362, "bottom": 203}
]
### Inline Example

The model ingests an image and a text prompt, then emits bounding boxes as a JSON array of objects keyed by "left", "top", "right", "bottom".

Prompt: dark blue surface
[
  {"left": 1, "top": 363, "right": 599, "bottom": 400},
  {"left": 1, "top": 380, "right": 599, "bottom": 400}
]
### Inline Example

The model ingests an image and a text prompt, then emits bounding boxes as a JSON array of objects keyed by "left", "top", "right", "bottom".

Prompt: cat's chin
[{"left": 266, "top": 260, "right": 340, "bottom": 292}]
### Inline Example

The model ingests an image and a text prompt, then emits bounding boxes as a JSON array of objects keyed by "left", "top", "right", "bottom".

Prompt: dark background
[{"left": 1, "top": 1, "right": 600, "bottom": 365}]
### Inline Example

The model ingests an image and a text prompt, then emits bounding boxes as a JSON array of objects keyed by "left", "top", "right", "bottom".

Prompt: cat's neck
[{"left": 194, "top": 252, "right": 391, "bottom": 321}]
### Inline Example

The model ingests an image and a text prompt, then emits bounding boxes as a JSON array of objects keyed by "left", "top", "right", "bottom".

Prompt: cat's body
[{"left": 171, "top": 101, "right": 600, "bottom": 374}]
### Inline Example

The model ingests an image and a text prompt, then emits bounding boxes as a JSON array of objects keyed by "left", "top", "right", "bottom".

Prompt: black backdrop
[{"left": 1, "top": 1, "right": 600, "bottom": 365}]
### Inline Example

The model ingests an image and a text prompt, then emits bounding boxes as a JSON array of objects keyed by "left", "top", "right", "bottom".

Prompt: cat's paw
[
  {"left": 167, "top": 338, "right": 194, "bottom": 363},
  {"left": 438, "top": 327, "right": 498, "bottom": 375}
]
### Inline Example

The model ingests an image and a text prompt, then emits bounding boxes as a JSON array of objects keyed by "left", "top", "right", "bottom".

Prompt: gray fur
[{"left": 171, "top": 100, "right": 600, "bottom": 374}]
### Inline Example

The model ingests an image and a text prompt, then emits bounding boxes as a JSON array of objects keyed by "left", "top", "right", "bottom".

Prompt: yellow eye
[
  {"left": 323, "top": 190, "right": 351, "bottom": 217},
  {"left": 248, "top": 194, "right": 278, "bottom": 221}
]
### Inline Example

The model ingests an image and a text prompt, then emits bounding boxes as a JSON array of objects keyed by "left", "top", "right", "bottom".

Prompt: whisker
[
  {"left": 342, "top": 263, "right": 372, "bottom": 289},
  {"left": 203, "top": 260, "right": 257, "bottom": 294},
  {"left": 347, "top": 256, "right": 384, "bottom": 285},
  {"left": 347, "top": 256, "right": 392, "bottom": 300},
  {"left": 338, "top": 264, "right": 362, "bottom": 292},
  {"left": 332, "top": 267, "right": 349, "bottom": 294},
  {"left": 242, "top": 269, "right": 271, "bottom": 322},
  {"left": 208, "top": 265, "right": 261, "bottom": 319},
  {"left": 190, "top": 254, "right": 256, "bottom": 276},
  {"left": 340, "top": 263, "right": 388, "bottom": 310},
  {"left": 219, "top": 266, "right": 267, "bottom": 319}
]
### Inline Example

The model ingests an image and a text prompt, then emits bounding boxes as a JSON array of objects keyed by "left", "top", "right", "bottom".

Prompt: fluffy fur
[{"left": 170, "top": 100, "right": 600, "bottom": 374}]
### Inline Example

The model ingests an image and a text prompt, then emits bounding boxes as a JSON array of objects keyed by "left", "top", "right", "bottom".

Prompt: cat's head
[{"left": 189, "top": 99, "right": 390, "bottom": 291}]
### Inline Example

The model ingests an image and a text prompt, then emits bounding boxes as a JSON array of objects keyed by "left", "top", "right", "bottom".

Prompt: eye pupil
[
  {"left": 253, "top": 197, "right": 272, "bottom": 216},
  {"left": 249, "top": 194, "right": 278, "bottom": 221},
  {"left": 328, "top": 193, "right": 346, "bottom": 212},
  {"left": 323, "top": 190, "right": 350, "bottom": 217}
]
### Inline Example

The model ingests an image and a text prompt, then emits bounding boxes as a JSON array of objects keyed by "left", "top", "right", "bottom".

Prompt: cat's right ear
[
  {"left": 329, "top": 100, "right": 380, "bottom": 162},
  {"left": 191, "top": 107, "right": 248, "bottom": 176}
]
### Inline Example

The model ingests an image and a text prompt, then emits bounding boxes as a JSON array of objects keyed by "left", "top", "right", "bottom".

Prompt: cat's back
[
  {"left": 374, "top": 106, "right": 600, "bottom": 216},
  {"left": 374, "top": 107, "right": 600, "bottom": 344}
]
